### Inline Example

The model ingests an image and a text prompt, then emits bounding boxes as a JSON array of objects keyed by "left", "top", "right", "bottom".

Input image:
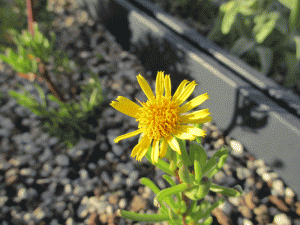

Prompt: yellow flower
[{"left": 110, "top": 71, "right": 212, "bottom": 163}]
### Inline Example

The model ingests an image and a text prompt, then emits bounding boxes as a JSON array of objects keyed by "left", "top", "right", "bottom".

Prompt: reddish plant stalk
[
  {"left": 24, "top": 0, "right": 67, "bottom": 103},
  {"left": 26, "top": 0, "right": 34, "bottom": 36}
]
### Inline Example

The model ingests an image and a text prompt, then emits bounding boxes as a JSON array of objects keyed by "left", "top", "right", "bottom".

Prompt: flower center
[{"left": 136, "top": 95, "right": 182, "bottom": 140}]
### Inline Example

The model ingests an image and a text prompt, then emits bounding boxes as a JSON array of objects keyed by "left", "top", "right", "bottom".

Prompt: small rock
[
  {"left": 79, "top": 169, "right": 89, "bottom": 180},
  {"left": 228, "top": 197, "right": 240, "bottom": 207},
  {"left": 238, "top": 205, "right": 252, "bottom": 218},
  {"left": 5, "top": 168, "right": 19, "bottom": 185},
  {"left": 285, "top": 187, "right": 295, "bottom": 198},
  {"left": 236, "top": 167, "right": 251, "bottom": 180},
  {"left": 39, "top": 148, "right": 53, "bottom": 162},
  {"left": 219, "top": 201, "right": 233, "bottom": 215},
  {"left": 20, "top": 168, "right": 36, "bottom": 177},
  {"left": 254, "top": 204, "right": 268, "bottom": 215},
  {"left": 272, "top": 180, "right": 285, "bottom": 196},
  {"left": 230, "top": 140, "right": 244, "bottom": 156},
  {"left": 77, "top": 204, "right": 88, "bottom": 218},
  {"left": 273, "top": 213, "right": 291, "bottom": 225},
  {"left": 130, "top": 195, "right": 147, "bottom": 212},
  {"left": 87, "top": 196, "right": 108, "bottom": 214},
  {"left": 9, "top": 155, "right": 30, "bottom": 167},
  {"left": 243, "top": 218, "right": 253, "bottom": 225},
  {"left": 119, "top": 198, "right": 127, "bottom": 209},
  {"left": 55, "top": 154, "right": 70, "bottom": 167}
]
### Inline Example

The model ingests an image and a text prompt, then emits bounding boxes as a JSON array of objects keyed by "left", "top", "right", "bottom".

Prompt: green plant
[
  {"left": 112, "top": 72, "right": 243, "bottom": 224},
  {"left": 208, "top": 0, "right": 300, "bottom": 87},
  {"left": 9, "top": 71, "right": 104, "bottom": 148}
]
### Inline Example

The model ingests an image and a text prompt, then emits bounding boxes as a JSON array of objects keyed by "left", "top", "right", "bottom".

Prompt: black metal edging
[
  {"left": 94, "top": 0, "right": 300, "bottom": 196},
  {"left": 129, "top": 0, "right": 300, "bottom": 119}
]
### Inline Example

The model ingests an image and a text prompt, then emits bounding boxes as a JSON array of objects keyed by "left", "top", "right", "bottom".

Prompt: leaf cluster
[
  {"left": 119, "top": 124, "right": 243, "bottom": 224},
  {"left": 207, "top": 0, "right": 300, "bottom": 87},
  {"left": 8, "top": 71, "right": 104, "bottom": 149}
]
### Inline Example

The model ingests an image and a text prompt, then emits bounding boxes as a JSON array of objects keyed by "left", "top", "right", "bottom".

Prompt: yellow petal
[
  {"left": 131, "top": 134, "right": 150, "bottom": 157},
  {"left": 180, "top": 108, "right": 210, "bottom": 121},
  {"left": 164, "top": 75, "right": 171, "bottom": 99},
  {"left": 114, "top": 129, "right": 143, "bottom": 143},
  {"left": 110, "top": 96, "right": 141, "bottom": 118},
  {"left": 176, "top": 125, "right": 206, "bottom": 138},
  {"left": 151, "top": 139, "right": 160, "bottom": 163},
  {"left": 183, "top": 115, "right": 212, "bottom": 124},
  {"left": 176, "top": 81, "right": 197, "bottom": 106},
  {"left": 179, "top": 93, "right": 209, "bottom": 113},
  {"left": 137, "top": 75, "right": 155, "bottom": 101},
  {"left": 172, "top": 80, "right": 189, "bottom": 102},
  {"left": 136, "top": 136, "right": 152, "bottom": 161},
  {"left": 173, "top": 126, "right": 197, "bottom": 140},
  {"left": 156, "top": 71, "right": 164, "bottom": 97},
  {"left": 159, "top": 138, "right": 168, "bottom": 158},
  {"left": 165, "top": 135, "right": 181, "bottom": 155}
]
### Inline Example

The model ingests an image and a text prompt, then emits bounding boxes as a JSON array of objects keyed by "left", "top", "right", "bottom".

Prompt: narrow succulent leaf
[
  {"left": 163, "top": 174, "right": 182, "bottom": 204},
  {"left": 140, "top": 177, "right": 161, "bottom": 194},
  {"left": 206, "top": 154, "right": 228, "bottom": 178},
  {"left": 210, "top": 183, "right": 243, "bottom": 197},
  {"left": 202, "top": 157, "right": 219, "bottom": 175},
  {"left": 117, "top": 209, "right": 169, "bottom": 222},
  {"left": 221, "top": 1, "right": 239, "bottom": 34},
  {"left": 154, "top": 183, "right": 190, "bottom": 208},
  {"left": 34, "top": 83, "right": 47, "bottom": 108},
  {"left": 168, "top": 208, "right": 180, "bottom": 222},
  {"left": 203, "top": 216, "right": 213, "bottom": 225},
  {"left": 195, "top": 177, "right": 212, "bottom": 200},
  {"left": 194, "top": 160, "right": 202, "bottom": 184},
  {"left": 193, "top": 197, "right": 225, "bottom": 222},
  {"left": 186, "top": 200, "right": 198, "bottom": 217},
  {"left": 176, "top": 138, "right": 191, "bottom": 167},
  {"left": 189, "top": 142, "right": 207, "bottom": 166}
]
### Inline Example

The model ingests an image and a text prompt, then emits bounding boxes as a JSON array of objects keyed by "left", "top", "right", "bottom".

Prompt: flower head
[{"left": 110, "top": 72, "right": 212, "bottom": 163}]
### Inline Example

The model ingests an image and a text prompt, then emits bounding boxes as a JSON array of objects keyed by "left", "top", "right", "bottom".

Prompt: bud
[{"left": 178, "top": 165, "right": 192, "bottom": 184}]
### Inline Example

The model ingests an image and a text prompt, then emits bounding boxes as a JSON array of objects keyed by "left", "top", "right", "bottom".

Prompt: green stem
[
  {"left": 117, "top": 209, "right": 169, "bottom": 222},
  {"left": 195, "top": 123, "right": 203, "bottom": 143}
]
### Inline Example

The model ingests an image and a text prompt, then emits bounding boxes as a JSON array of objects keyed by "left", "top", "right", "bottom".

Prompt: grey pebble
[
  {"left": 236, "top": 167, "right": 251, "bottom": 180},
  {"left": 116, "top": 162, "right": 134, "bottom": 175},
  {"left": 55, "top": 154, "right": 70, "bottom": 167}
]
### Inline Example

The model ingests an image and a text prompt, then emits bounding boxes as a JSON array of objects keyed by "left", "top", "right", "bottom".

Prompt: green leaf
[
  {"left": 154, "top": 183, "right": 190, "bottom": 208},
  {"left": 230, "top": 37, "right": 256, "bottom": 57},
  {"left": 89, "top": 88, "right": 98, "bottom": 108},
  {"left": 189, "top": 142, "right": 207, "bottom": 166},
  {"left": 140, "top": 177, "right": 177, "bottom": 212},
  {"left": 221, "top": 1, "right": 239, "bottom": 34},
  {"left": 255, "top": 45, "right": 273, "bottom": 75},
  {"left": 295, "top": 35, "right": 300, "bottom": 60},
  {"left": 176, "top": 138, "right": 191, "bottom": 167},
  {"left": 254, "top": 12, "right": 280, "bottom": 44},
  {"left": 283, "top": 51, "right": 299, "bottom": 87}
]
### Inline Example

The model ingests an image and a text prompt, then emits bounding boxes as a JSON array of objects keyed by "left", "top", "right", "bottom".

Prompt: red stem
[{"left": 26, "top": 0, "right": 35, "bottom": 36}]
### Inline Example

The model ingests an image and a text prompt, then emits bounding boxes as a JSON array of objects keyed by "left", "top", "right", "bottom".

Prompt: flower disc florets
[{"left": 136, "top": 95, "right": 182, "bottom": 140}]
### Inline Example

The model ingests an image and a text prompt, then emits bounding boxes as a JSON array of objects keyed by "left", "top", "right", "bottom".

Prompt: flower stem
[{"left": 26, "top": 0, "right": 34, "bottom": 36}]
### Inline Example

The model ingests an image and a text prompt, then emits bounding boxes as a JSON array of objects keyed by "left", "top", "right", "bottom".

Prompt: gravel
[{"left": 0, "top": 0, "right": 299, "bottom": 225}]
